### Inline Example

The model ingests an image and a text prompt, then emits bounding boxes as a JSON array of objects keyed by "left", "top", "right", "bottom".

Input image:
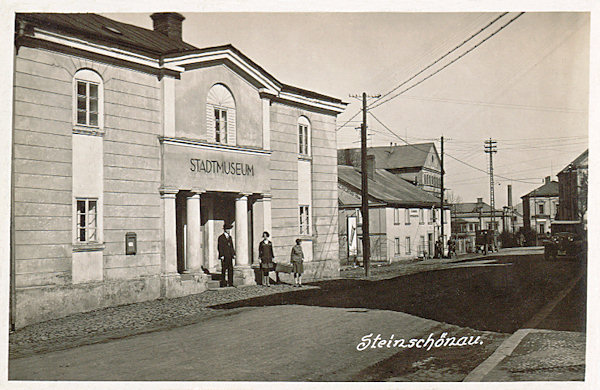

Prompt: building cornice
[{"left": 159, "top": 137, "right": 272, "bottom": 156}]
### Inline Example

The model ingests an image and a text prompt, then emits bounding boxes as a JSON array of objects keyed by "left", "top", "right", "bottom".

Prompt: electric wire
[{"left": 369, "top": 12, "right": 525, "bottom": 110}]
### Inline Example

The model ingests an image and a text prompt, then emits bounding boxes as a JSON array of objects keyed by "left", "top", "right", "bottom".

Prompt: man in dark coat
[{"left": 218, "top": 223, "right": 235, "bottom": 287}]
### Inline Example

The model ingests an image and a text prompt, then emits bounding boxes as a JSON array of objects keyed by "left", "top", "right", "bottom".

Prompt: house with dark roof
[
  {"left": 338, "top": 165, "right": 450, "bottom": 264},
  {"left": 557, "top": 149, "right": 588, "bottom": 224},
  {"left": 521, "top": 177, "right": 560, "bottom": 236},
  {"left": 338, "top": 143, "right": 442, "bottom": 198},
  {"left": 450, "top": 198, "right": 504, "bottom": 253},
  {"left": 11, "top": 12, "right": 347, "bottom": 328}
]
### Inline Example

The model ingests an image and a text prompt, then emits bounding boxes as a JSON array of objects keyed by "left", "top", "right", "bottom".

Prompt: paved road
[
  {"left": 9, "top": 249, "right": 585, "bottom": 381},
  {"left": 9, "top": 305, "right": 504, "bottom": 381}
]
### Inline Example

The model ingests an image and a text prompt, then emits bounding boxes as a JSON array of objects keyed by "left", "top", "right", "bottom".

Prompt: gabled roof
[
  {"left": 559, "top": 149, "right": 588, "bottom": 174},
  {"left": 16, "top": 13, "right": 347, "bottom": 111},
  {"left": 452, "top": 202, "right": 501, "bottom": 215},
  {"left": 522, "top": 180, "right": 559, "bottom": 198},
  {"left": 338, "top": 143, "right": 438, "bottom": 170},
  {"left": 338, "top": 165, "right": 441, "bottom": 208},
  {"left": 17, "top": 13, "right": 199, "bottom": 57}
]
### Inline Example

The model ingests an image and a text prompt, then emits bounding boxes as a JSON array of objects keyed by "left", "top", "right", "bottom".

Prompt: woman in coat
[
  {"left": 290, "top": 238, "right": 304, "bottom": 287},
  {"left": 258, "top": 231, "right": 275, "bottom": 286}
]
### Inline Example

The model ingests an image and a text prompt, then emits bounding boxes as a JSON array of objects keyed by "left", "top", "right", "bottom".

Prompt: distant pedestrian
[
  {"left": 218, "top": 223, "right": 235, "bottom": 287},
  {"left": 258, "top": 231, "right": 275, "bottom": 287},
  {"left": 290, "top": 239, "right": 304, "bottom": 287}
]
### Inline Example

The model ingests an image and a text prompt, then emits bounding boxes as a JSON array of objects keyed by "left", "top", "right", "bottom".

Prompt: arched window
[
  {"left": 73, "top": 69, "right": 103, "bottom": 130},
  {"left": 207, "top": 84, "right": 236, "bottom": 145},
  {"left": 298, "top": 116, "right": 311, "bottom": 156}
]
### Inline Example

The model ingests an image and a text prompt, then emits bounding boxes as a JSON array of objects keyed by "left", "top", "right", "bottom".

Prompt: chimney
[
  {"left": 544, "top": 176, "right": 551, "bottom": 184},
  {"left": 507, "top": 185, "right": 513, "bottom": 208},
  {"left": 477, "top": 197, "right": 483, "bottom": 204},
  {"left": 151, "top": 12, "right": 185, "bottom": 41},
  {"left": 366, "top": 155, "right": 375, "bottom": 179}
]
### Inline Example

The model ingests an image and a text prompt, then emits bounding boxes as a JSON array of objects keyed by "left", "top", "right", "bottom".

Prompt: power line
[
  {"left": 369, "top": 12, "right": 509, "bottom": 107},
  {"left": 368, "top": 111, "right": 539, "bottom": 184},
  {"left": 370, "top": 12, "right": 525, "bottom": 110}
]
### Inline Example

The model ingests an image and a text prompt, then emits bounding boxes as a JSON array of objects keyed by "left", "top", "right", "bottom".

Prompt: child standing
[{"left": 290, "top": 238, "right": 304, "bottom": 287}]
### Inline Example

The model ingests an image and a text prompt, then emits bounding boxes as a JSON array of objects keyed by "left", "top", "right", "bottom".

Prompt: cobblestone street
[
  {"left": 9, "top": 252, "right": 483, "bottom": 360},
  {"left": 9, "top": 284, "right": 316, "bottom": 359}
]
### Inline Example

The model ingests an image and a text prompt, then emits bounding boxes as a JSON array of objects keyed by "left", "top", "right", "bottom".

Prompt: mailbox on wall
[{"left": 125, "top": 232, "right": 137, "bottom": 255}]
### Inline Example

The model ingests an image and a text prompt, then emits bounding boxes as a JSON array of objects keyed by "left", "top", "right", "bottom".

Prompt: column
[
  {"left": 186, "top": 192, "right": 202, "bottom": 273},
  {"left": 205, "top": 196, "right": 218, "bottom": 272},
  {"left": 263, "top": 193, "right": 272, "bottom": 235},
  {"left": 160, "top": 189, "right": 178, "bottom": 274},
  {"left": 235, "top": 194, "right": 250, "bottom": 266},
  {"left": 252, "top": 194, "right": 272, "bottom": 266},
  {"left": 234, "top": 193, "right": 255, "bottom": 286}
]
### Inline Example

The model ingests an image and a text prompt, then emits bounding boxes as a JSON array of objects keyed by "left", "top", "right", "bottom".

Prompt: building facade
[
  {"left": 338, "top": 165, "right": 450, "bottom": 264},
  {"left": 337, "top": 143, "right": 442, "bottom": 198},
  {"left": 11, "top": 13, "right": 346, "bottom": 328},
  {"left": 451, "top": 198, "right": 503, "bottom": 253},
  {"left": 557, "top": 149, "right": 588, "bottom": 224},
  {"left": 521, "top": 177, "right": 559, "bottom": 236}
]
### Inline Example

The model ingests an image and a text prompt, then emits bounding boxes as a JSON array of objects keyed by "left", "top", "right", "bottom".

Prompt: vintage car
[{"left": 543, "top": 232, "right": 584, "bottom": 260}]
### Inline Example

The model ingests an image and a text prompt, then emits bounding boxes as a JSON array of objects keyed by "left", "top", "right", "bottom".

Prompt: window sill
[
  {"left": 298, "top": 154, "right": 312, "bottom": 161},
  {"left": 405, "top": 223, "right": 411, "bottom": 226},
  {"left": 73, "top": 126, "right": 104, "bottom": 137},
  {"left": 73, "top": 243, "right": 105, "bottom": 252}
]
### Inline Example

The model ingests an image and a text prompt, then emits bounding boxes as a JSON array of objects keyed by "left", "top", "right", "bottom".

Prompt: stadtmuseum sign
[
  {"left": 162, "top": 140, "right": 270, "bottom": 193},
  {"left": 190, "top": 159, "right": 255, "bottom": 177}
]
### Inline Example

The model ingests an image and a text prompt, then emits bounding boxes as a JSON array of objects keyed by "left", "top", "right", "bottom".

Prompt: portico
[{"left": 159, "top": 138, "right": 272, "bottom": 294}]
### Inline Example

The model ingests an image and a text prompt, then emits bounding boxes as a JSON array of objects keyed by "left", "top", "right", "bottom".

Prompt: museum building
[{"left": 11, "top": 12, "right": 346, "bottom": 328}]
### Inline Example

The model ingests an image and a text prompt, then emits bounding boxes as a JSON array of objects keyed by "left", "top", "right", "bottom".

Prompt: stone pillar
[
  {"left": 263, "top": 193, "right": 272, "bottom": 236},
  {"left": 234, "top": 193, "right": 255, "bottom": 285},
  {"left": 205, "top": 196, "right": 218, "bottom": 273},
  {"left": 235, "top": 194, "right": 249, "bottom": 266},
  {"left": 160, "top": 188, "right": 178, "bottom": 275},
  {"left": 252, "top": 193, "right": 273, "bottom": 265},
  {"left": 186, "top": 192, "right": 202, "bottom": 273}
]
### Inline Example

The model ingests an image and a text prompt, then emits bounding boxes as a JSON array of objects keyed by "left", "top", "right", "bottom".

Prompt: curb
[{"left": 463, "top": 270, "right": 584, "bottom": 381}]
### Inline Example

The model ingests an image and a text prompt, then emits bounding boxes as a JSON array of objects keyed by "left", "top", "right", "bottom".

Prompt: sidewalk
[{"left": 480, "top": 329, "right": 585, "bottom": 381}]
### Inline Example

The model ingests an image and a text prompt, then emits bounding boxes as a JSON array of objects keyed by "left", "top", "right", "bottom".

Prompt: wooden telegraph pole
[{"left": 360, "top": 93, "right": 370, "bottom": 277}]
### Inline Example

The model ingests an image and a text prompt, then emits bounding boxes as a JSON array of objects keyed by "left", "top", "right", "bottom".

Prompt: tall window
[
  {"left": 299, "top": 205, "right": 311, "bottom": 235},
  {"left": 73, "top": 69, "right": 103, "bottom": 130},
  {"left": 419, "top": 209, "right": 424, "bottom": 224},
  {"left": 405, "top": 209, "right": 410, "bottom": 224},
  {"left": 214, "top": 108, "right": 227, "bottom": 143},
  {"left": 538, "top": 203, "right": 545, "bottom": 215},
  {"left": 539, "top": 223, "right": 545, "bottom": 234},
  {"left": 405, "top": 237, "right": 411, "bottom": 255},
  {"left": 420, "top": 236, "right": 425, "bottom": 255},
  {"left": 394, "top": 208, "right": 400, "bottom": 224},
  {"left": 298, "top": 116, "right": 311, "bottom": 156},
  {"left": 207, "top": 84, "right": 236, "bottom": 145},
  {"left": 394, "top": 237, "right": 400, "bottom": 255},
  {"left": 76, "top": 198, "right": 98, "bottom": 242}
]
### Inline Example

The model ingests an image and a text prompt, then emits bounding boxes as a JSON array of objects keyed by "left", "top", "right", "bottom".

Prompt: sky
[{"left": 104, "top": 11, "right": 590, "bottom": 208}]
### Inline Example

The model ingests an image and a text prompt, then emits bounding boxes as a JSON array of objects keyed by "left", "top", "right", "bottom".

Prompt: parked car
[{"left": 543, "top": 232, "right": 584, "bottom": 260}]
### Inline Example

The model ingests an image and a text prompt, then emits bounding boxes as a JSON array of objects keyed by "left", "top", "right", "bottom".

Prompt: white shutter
[
  {"left": 227, "top": 108, "right": 236, "bottom": 146},
  {"left": 206, "top": 104, "right": 215, "bottom": 143}
]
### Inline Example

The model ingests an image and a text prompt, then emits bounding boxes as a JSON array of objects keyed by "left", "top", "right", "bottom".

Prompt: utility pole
[
  {"left": 360, "top": 92, "right": 370, "bottom": 277},
  {"left": 440, "top": 136, "right": 445, "bottom": 258},
  {"left": 484, "top": 139, "right": 497, "bottom": 250},
  {"left": 349, "top": 92, "right": 380, "bottom": 276}
]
